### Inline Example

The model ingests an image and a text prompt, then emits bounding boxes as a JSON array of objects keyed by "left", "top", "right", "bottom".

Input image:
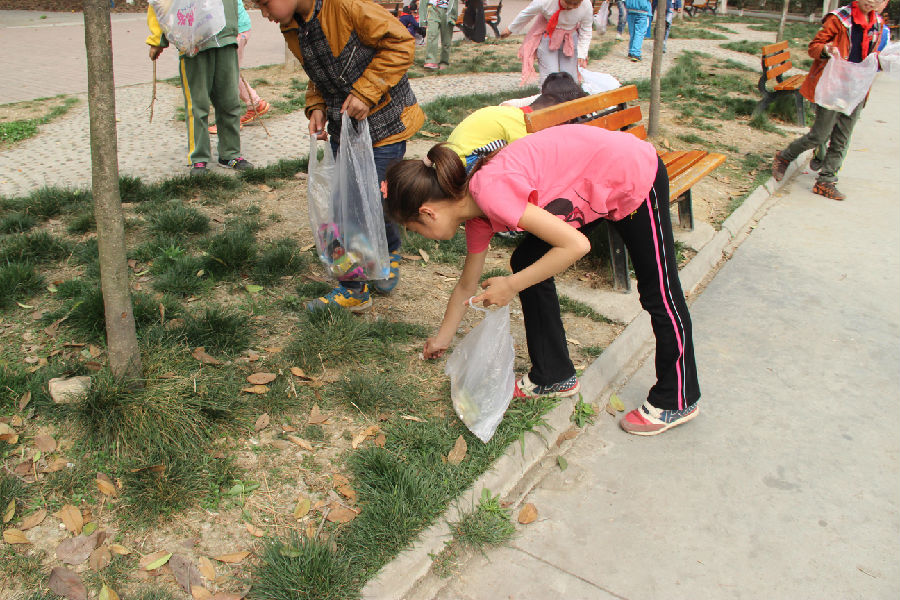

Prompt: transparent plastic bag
[
  {"left": 149, "top": 0, "right": 226, "bottom": 57},
  {"left": 878, "top": 42, "right": 900, "bottom": 80},
  {"left": 578, "top": 67, "right": 620, "bottom": 94},
  {"left": 593, "top": 1, "right": 609, "bottom": 35},
  {"left": 814, "top": 52, "right": 878, "bottom": 115},
  {"left": 445, "top": 300, "right": 515, "bottom": 443},
  {"left": 307, "top": 114, "right": 390, "bottom": 282}
]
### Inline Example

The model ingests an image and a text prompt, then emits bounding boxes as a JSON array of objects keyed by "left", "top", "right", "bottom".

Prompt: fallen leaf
[
  {"left": 326, "top": 506, "right": 358, "bottom": 524},
  {"left": 198, "top": 556, "right": 217, "bottom": 580},
  {"left": 9, "top": 415, "right": 23, "bottom": 427},
  {"left": 13, "top": 458, "right": 32, "bottom": 475},
  {"left": 18, "top": 391, "right": 32, "bottom": 411},
  {"left": 20, "top": 509, "right": 47, "bottom": 530},
  {"left": 556, "top": 427, "right": 579, "bottom": 446},
  {"left": 191, "top": 347, "right": 222, "bottom": 365},
  {"left": 247, "top": 372, "right": 277, "bottom": 385},
  {"left": 307, "top": 404, "right": 328, "bottom": 425},
  {"left": 96, "top": 473, "right": 117, "bottom": 497},
  {"left": 57, "top": 531, "right": 100, "bottom": 565},
  {"left": 88, "top": 344, "right": 102, "bottom": 359},
  {"left": 293, "top": 496, "right": 311, "bottom": 520},
  {"left": 557, "top": 456, "right": 568, "bottom": 471},
  {"left": 263, "top": 346, "right": 282, "bottom": 354},
  {"left": 192, "top": 586, "right": 213, "bottom": 600},
  {"left": 245, "top": 522, "right": 265, "bottom": 537},
  {"left": 609, "top": 394, "right": 625, "bottom": 412},
  {"left": 400, "top": 254, "right": 421, "bottom": 261},
  {"left": 447, "top": 435, "right": 467, "bottom": 465},
  {"left": 98, "top": 584, "right": 120, "bottom": 600},
  {"left": 81, "top": 521, "right": 98, "bottom": 536},
  {"left": 254, "top": 413, "right": 271, "bottom": 432},
  {"left": 109, "top": 543, "right": 131, "bottom": 555},
  {"left": 3, "top": 528, "right": 28, "bottom": 544},
  {"left": 34, "top": 433, "right": 57, "bottom": 453},
  {"left": 286, "top": 435, "right": 314, "bottom": 451},
  {"left": 42, "top": 457, "right": 68, "bottom": 473},
  {"left": 336, "top": 485, "right": 357, "bottom": 503},
  {"left": 351, "top": 425, "right": 380, "bottom": 449},
  {"left": 89, "top": 545, "right": 112, "bottom": 571},
  {"left": 54, "top": 504, "right": 83, "bottom": 535},
  {"left": 140, "top": 550, "right": 173, "bottom": 571},
  {"left": 400, "top": 415, "right": 425, "bottom": 422},
  {"left": 518, "top": 503, "right": 538, "bottom": 525},
  {"left": 3, "top": 499, "right": 13, "bottom": 523},
  {"left": 604, "top": 402, "right": 617, "bottom": 416},
  {"left": 305, "top": 522, "right": 317, "bottom": 539},
  {"left": 374, "top": 433, "right": 386, "bottom": 447},
  {"left": 170, "top": 554, "right": 204, "bottom": 593},
  {"left": 290, "top": 367, "right": 312, "bottom": 380},
  {"left": 331, "top": 473, "right": 350, "bottom": 487},
  {"left": 0, "top": 422, "right": 15, "bottom": 436},
  {"left": 418, "top": 130, "right": 439, "bottom": 138},
  {"left": 213, "top": 551, "right": 250, "bottom": 564},
  {"left": 300, "top": 243, "right": 315, "bottom": 252},
  {"left": 241, "top": 385, "right": 269, "bottom": 394},
  {"left": 418, "top": 248, "right": 430, "bottom": 263},
  {"left": 48, "top": 566, "right": 87, "bottom": 600},
  {"left": 256, "top": 184, "right": 274, "bottom": 193}
]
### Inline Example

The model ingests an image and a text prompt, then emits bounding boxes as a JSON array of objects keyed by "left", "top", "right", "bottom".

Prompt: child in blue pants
[{"left": 624, "top": 0, "right": 651, "bottom": 61}]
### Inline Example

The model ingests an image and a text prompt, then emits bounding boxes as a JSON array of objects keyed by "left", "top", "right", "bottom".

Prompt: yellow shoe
[{"left": 305, "top": 284, "right": 372, "bottom": 313}]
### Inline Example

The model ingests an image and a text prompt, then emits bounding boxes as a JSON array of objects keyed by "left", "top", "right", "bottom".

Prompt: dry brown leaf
[
  {"left": 326, "top": 506, "right": 358, "bottom": 524},
  {"left": 241, "top": 385, "right": 269, "bottom": 394},
  {"left": 307, "top": 404, "right": 328, "bottom": 425},
  {"left": 246, "top": 372, "right": 277, "bottom": 385},
  {"left": 262, "top": 346, "right": 283, "bottom": 353},
  {"left": 54, "top": 504, "right": 83, "bottom": 535},
  {"left": 191, "top": 347, "right": 222, "bottom": 365},
  {"left": 139, "top": 550, "right": 172, "bottom": 570},
  {"left": 300, "top": 243, "right": 315, "bottom": 252},
  {"left": 286, "top": 435, "right": 314, "bottom": 451},
  {"left": 350, "top": 424, "right": 380, "bottom": 449},
  {"left": 3, "top": 499, "right": 13, "bottom": 523},
  {"left": 213, "top": 551, "right": 250, "bottom": 564},
  {"left": 0, "top": 422, "right": 14, "bottom": 436},
  {"left": 305, "top": 522, "right": 317, "bottom": 539},
  {"left": 331, "top": 473, "right": 350, "bottom": 488},
  {"left": 336, "top": 485, "right": 357, "bottom": 503},
  {"left": 245, "top": 523, "right": 265, "bottom": 537},
  {"left": 198, "top": 556, "right": 217, "bottom": 580},
  {"left": 418, "top": 248, "right": 430, "bottom": 263},
  {"left": 13, "top": 458, "right": 32, "bottom": 474},
  {"left": 254, "top": 413, "right": 271, "bottom": 432},
  {"left": 96, "top": 473, "right": 117, "bottom": 497},
  {"left": 518, "top": 503, "right": 538, "bottom": 525},
  {"left": 3, "top": 528, "right": 29, "bottom": 544},
  {"left": 0, "top": 433, "right": 19, "bottom": 445},
  {"left": 556, "top": 427, "right": 579, "bottom": 446},
  {"left": 447, "top": 435, "right": 467, "bottom": 465},
  {"left": 290, "top": 367, "right": 312, "bottom": 380},
  {"left": 400, "top": 254, "right": 421, "bottom": 261},
  {"left": 89, "top": 545, "right": 112, "bottom": 571},
  {"left": 57, "top": 531, "right": 100, "bottom": 565},
  {"left": 20, "top": 508, "right": 47, "bottom": 530},
  {"left": 34, "top": 433, "right": 57, "bottom": 453},
  {"left": 191, "top": 586, "right": 213, "bottom": 600},
  {"left": 170, "top": 554, "right": 204, "bottom": 593},
  {"left": 9, "top": 415, "right": 23, "bottom": 427},
  {"left": 18, "top": 391, "right": 32, "bottom": 411},
  {"left": 312, "top": 499, "right": 327, "bottom": 512},
  {"left": 271, "top": 440, "right": 293, "bottom": 450},
  {"left": 281, "top": 424, "right": 297, "bottom": 432},
  {"left": 42, "top": 457, "right": 68, "bottom": 473},
  {"left": 48, "top": 566, "right": 87, "bottom": 600},
  {"left": 293, "top": 496, "right": 311, "bottom": 520},
  {"left": 374, "top": 433, "right": 386, "bottom": 447},
  {"left": 400, "top": 415, "right": 425, "bottom": 422},
  {"left": 109, "top": 543, "right": 131, "bottom": 555},
  {"left": 101, "top": 585, "right": 121, "bottom": 600}
]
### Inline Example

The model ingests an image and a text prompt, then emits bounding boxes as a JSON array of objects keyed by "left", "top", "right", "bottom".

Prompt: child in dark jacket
[{"left": 399, "top": 4, "right": 425, "bottom": 43}]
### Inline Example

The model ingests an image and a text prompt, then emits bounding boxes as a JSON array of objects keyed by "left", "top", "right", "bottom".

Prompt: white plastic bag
[
  {"left": 308, "top": 114, "right": 391, "bottom": 282},
  {"left": 149, "top": 0, "right": 226, "bottom": 57},
  {"left": 445, "top": 300, "right": 515, "bottom": 443},
  {"left": 878, "top": 42, "right": 900, "bottom": 80},
  {"left": 814, "top": 52, "right": 878, "bottom": 115},
  {"left": 593, "top": 1, "right": 609, "bottom": 35},
  {"left": 578, "top": 67, "right": 620, "bottom": 94}
]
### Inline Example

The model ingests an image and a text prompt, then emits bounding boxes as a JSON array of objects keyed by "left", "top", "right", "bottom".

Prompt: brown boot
[
  {"left": 812, "top": 181, "right": 846, "bottom": 201},
  {"left": 772, "top": 151, "right": 790, "bottom": 182}
]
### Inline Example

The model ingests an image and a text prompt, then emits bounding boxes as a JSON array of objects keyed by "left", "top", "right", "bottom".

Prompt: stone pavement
[
  {"left": 420, "top": 75, "right": 900, "bottom": 600},
  {"left": 0, "top": 13, "right": 771, "bottom": 198}
]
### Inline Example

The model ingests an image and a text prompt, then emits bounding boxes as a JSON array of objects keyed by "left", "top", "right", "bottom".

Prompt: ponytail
[{"left": 385, "top": 143, "right": 468, "bottom": 223}]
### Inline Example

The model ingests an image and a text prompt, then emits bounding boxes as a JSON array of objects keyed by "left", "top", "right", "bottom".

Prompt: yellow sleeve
[{"left": 146, "top": 6, "right": 167, "bottom": 47}]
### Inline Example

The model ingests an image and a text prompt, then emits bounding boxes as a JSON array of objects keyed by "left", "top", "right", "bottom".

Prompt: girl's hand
[
  {"left": 500, "top": 27, "right": 512, "bottom": 38},
  {"left": 472, "top": 276, "right": 516, "bottom": 308},
  {"left": 577, "top": 58, "right": 588, "bottom": 68},
  {"left": 424, "top": 335, "right": 452, "bottom": 359}
]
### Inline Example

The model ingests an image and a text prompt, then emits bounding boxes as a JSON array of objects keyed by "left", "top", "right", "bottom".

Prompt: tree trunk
[
  {"left": 777, "top": 0, "right": 790, "bottom": 42},
  {"left": 83, "top": 0, "right": 142, "bottom": 380},
  {"left": 648, "top": 0, "right": 667, "bottom": 137}
]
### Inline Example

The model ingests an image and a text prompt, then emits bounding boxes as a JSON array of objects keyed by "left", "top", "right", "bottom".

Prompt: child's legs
[
  {"left": 439, "top": 15, "right": 453, "bottom": 64},
  {"left": 510, "top": 234, "right": 575, "bottom": 386},
  {"left": 610, "top": 158, "right": 699, "bottom": 411},
  {"left": 555, "top": 31, "right": 579, "bottom": 81},
  {"left": 781, "top": 103, "right": 838, "bottom": 163},
  {"left": 627, "top": 13, "right": 648, "bottom": 57},
  {"left": 617, "top": 2, "right": 628, "bottom": 33},
  {"left": 424, "top": 5, "right": 447, "bottom": 64},
  {"left": 180, "top": 53, "right": 212, "bottom": 164},
  {"left": 536, "top": 36, "right": 561, "bottom": 85},
  {"left": 236, "top": 31, "right": 262, "bottom": 106},
  {"left": 209, "top": 45, "right": 243, "bottom": 162},
  {"left": 818, "top": 101, "right": 863, "bottom": 183}
]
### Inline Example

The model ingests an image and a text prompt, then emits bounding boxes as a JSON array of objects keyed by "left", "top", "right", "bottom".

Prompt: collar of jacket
[{"left": 830, "top": 4, "right": 883, "bottom": 31}]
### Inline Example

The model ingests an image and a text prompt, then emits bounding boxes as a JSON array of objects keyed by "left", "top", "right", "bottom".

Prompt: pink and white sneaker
[{"left": 620, "top": 400, "right": 699, "bottom": 436}]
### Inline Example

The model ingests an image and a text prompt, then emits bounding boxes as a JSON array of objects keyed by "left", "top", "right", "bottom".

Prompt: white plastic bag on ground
[
  {"left": 445, "top": 300, "right": 515, "bottom": 443},
  {"left": 814, "top": 53, "right": 878, "bottom": 115},
  {"left": 579, "top": 67, "right": 621, "bottom": 94},
  {"left": 878, "top": 42, "right": 900, "bottom": 80},
  {"left": 308, "top": 114, "right": 390, "bottom": 282},
  {"left": 149, "top": 0, "right": 225, "bottom": 57}
]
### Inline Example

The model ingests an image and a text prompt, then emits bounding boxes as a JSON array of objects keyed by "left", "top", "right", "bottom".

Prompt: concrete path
[{"left": 425, "top": 76, "right": 900, "bottom": 600}]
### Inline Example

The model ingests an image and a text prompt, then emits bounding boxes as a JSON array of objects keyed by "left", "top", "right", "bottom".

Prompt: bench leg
[
  {"left": 607, "top": 224, "right": 632, "bottom": 293},
  {"left": 753, "top": 93, "right": 774, "bottom": 120},
  {"left": 794, "top": 92, "right": 805, "bottom": 127},
  {"left": 677, "top": 190, "right": 694, "bottom": 231},
  {"left": 489, "top": 21, "right": 500, "bottom": 37}
]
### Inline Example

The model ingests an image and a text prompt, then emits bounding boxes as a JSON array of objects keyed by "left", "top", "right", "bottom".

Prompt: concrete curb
[{"left": 361, "top": 150, "right": 811, "bottom": 600}]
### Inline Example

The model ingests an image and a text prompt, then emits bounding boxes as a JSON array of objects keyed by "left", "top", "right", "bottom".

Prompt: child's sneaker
[
  {"left": 812, "top": 180, "right": 846, "bottom": 201},
  {"left": 615, "top": 33, "right": 623, "bottom": 41},
  {"left": 424, "top": 62, "right": 439, "bottom": 70},
  {"left": 190, "top": 162, "right": 208, "bottom": 176},
  {"left": 372, "top": 252, "right": 401, "bottom": 295},
  {"left": 240, "top": 99, "right": 270, "bottom": 125},
  {"left": 218, "top": 157, "right": 254, "bottom": 171},
  {"left": 772, "top": 150, "right": 789, "bottom": 182},
  {"left": 513, "top": 374, "right": 580, "bottom": 399},
  {"left": 306, "top": 284, "right": 372, "bottom": 313},
  {"left": 620, "top": 400, "right": 699, "bottom": 436},
  {"left": 208, "top": 124, "right": 218, "bottom": 135}
]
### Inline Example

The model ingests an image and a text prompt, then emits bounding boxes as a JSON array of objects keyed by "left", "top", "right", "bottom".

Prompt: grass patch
[
  {"left": 331, "top": 371, "right": 416, "bottom": 414},
  {"left": 588, "top": 40, "right": 616, "bottom": 61},
  {"left": 0, "top": 185, "right": 90, "bottom": 220},
  {"left": 749, "top": 111, "right": 780, "bottom": 132},
  {"left": 203, "top": 223, "right": 258, "bottom": 276},
  {"left": 239, "top": 157, "right": 308, "bottom": 185},
  {"left": 0, "top": 212, "right": 37, "bottom": 234},
  {"left": 66, "top": 209, "right": 95, "bottom": 234},
  {"left": 180, "top": 304, "right": 252, "bottom": 355},
  {"left": 0, "top": 263, "right": 44, "bottom": 309},
  {"left": 152, "top": 254, "right": 208, "bottom": 296},
  {"left": 295, "top": 280, "right": 334, "bottom": 299},
  {"left": 401, "top": 229, "right": 468, "bottom": 265},
  {"left": 453, "top": 489, "right": 515, "bottom": 550},
  {"left": 0, "top": 230, "right": 71, "bottom": 264},
  {"left": 677, "top": 132, "right": 706, "bottom": 145},
  {"left": 0, "top": 546, "right": 47, "bottom": 591},
  {"left": 148, "top": 203, "right": 211, "bottom": 236},
  {"left": 581, "top": 345, "right": 604, "bottom": 357},
  {"left": 253, "top": 237, "right": 309, "bottom": 284},
  {"left": 720, "top": 39, "right": 765, "bottom": 55},
  {"left": 251, "top": 534, "right": 354, "bottom": 600},
  {"left": 480, "top": 267, "right": 511, "bottom": 282},
  {"left": 559, "top": 295, "right": 613, "bottom": 324},
  {"left": 0, "top": 96, "right": 79, "bottom": 145}
]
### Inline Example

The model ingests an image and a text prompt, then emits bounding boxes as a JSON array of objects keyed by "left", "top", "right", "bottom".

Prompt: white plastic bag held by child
[
  {"left": 814, "top": 52, "right": 878, "bottom": 115},
  {"left": 445, "top": 300, "right": 515, "bottom": 443},
  {"left": 593, "top": 0, "right": 609, "bottom": 35},
  {"left": 308, "top": 114, "right": 391, "bottom": 282},
  {"left": 148, "top": 0, "right": 226, "bottom": 56},
  {"left": 879, "top": 42, "right": 900, "bottom": 80}
]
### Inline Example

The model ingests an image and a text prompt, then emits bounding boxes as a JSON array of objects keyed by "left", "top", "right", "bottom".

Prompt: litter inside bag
[
  {"left": 445, "top": 301, "right": 515, "bottom": 443},
  {"left": 149, "top": 0, "right": 226, "bottom": 57},
  {"left": 814, "top": 52, "right": 878, "bottom": 115},
  {"left": 879, "top": 42, "right": 900, "bottom": 80}
]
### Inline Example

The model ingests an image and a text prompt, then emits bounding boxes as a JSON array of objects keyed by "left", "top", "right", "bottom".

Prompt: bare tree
[
  {"left": 777, "top": 0, "right": 791, "bottom": 42},
  {"left": 648, "top": 0, "right": 667, "bottom": 137},
  {"left": 83, "top": 0, "right": 142, "bottom": 380}
]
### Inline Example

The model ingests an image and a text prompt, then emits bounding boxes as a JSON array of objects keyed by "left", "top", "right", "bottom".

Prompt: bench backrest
[
  {"left": 523, "top": 84, "right": 647, "bottom": 140},
  {"left": 459, "top": 1, "right": 503, "bottom": 22},
  {"left": 760, "top": 40, "right": 794, "bottom": 81},
  {"left": 376, "top": 0, "right": 402, "bottom": 15}
]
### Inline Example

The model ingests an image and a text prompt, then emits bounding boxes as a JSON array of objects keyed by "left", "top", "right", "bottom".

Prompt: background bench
[
  {"left": 683, "top": 0, "right": 719, "bottom": 17},
  {"left": 375, "top": 0, "right": 403, "bottom": 16},
  {"left": 753, "top": 40, "right": 807, "bottom": 127},
  {"left": 455, "top": 0, "right": 503, "bottom": 38},
  {"left": 523, "top": 85, "right": 726, "bottom": 292}
]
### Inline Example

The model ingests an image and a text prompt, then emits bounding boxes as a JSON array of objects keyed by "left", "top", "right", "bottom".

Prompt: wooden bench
[
  {"left": 455, "top": 0, "right": 503, "bottom": 38},
  {"left": 523, "top": 85, "right": 726, "bottom": 292},
  {"left": 753, "top": 40, "right": 807, "bottom": 127},
  {"left": 683, "top": 0, "right": 719, "bottom": 17},
  {"left": 375, "top": 0, "right": 403, "bottom": 16}
]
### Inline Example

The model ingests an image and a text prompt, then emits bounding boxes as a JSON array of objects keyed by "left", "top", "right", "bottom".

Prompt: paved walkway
[
  {"left": 0, "top": 13, "right": 771, "bottom": 198},
  {"left": 425, "top": 75, "right": 900, "bottom": 599}
]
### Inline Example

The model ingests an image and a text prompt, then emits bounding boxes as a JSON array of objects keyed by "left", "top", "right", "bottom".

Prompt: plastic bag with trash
[
  {"left": 593, "top": 0, "right": 609, "bottom": 35},
  {"left": 148, "top": 0, "right": 226, "bottom": 57},
  {"left": 814, "top": 52, "right": 878, "bottom": 115},
  {"left": 878, "top": 42, "right": 900, "bottom": 80},
  {"left": 445, "top": 300, "right": 515, "bottom": 443},
  {"left": 307, "top": 114, "right": 391, "bottom": 282},
  {"left": 578, "top": 67, "right": 620, "bottom": 95}
]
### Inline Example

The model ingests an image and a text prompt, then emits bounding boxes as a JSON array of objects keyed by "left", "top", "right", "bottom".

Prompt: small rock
[{"left": 48, "top": 376, "right": 92, "bottom": 404}]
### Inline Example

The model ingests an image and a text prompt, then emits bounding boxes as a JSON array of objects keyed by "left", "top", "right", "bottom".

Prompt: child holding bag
[{"left": 384, "top": 125, "right": 700, "bottom": 436}]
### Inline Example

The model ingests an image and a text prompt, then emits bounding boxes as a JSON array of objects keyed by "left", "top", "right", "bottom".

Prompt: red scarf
[
  {"left": 546, "top": 0, "right": 565, "bottom": 38},
  {"left": 850, "top": 1, "right": 876, "bottom": 59}
]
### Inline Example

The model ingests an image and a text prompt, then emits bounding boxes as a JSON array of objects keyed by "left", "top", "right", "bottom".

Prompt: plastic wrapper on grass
[
  {"left": 180, "top": 304, "right": 251, "bottom": 355},
  {"left": 149, "top": 203, "right": 210, "bottom": 236},
  {"left": 0, "top": 262, "right": 44, "bottom": 309},
  {"left": 203, "top": 224, "right": 257, "bottom": 276},
  {"left": 252, "top": 533, "right": 354, "bottom": 600},
  {"left": 0, "top": 231, "right": 72, "bottom": 264}
]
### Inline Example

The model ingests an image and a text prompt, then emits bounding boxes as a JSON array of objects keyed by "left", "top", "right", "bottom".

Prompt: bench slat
[
  {"left": 665, "top": 150, "right": 707, "bottom": 179},
  {"left": 669, "top": 153, "right": 726, "bottom": 200},
  {"left": 763, "top": 52, "right": 792, "bottom": 68},
  {"left": 765, "top": 61, "right": 793, "bottom": 81},
  {"left": 524, "top": 85, "right": 640, "bottom": 133},
  {"left": 661, "top": 150, "right": 689, "bottom": 167},
  {"left": 625, "top": 124, "right": 647, "bottom": 140},
  {"left": 582, "top": 105, "right": 643, "bottom": 132},
  {"left": 774, "top": 74, "right": 806, "bottom": 91},
  {"left": 761, "top": 40, "right": 789, "bottom": 55}
]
